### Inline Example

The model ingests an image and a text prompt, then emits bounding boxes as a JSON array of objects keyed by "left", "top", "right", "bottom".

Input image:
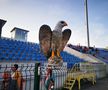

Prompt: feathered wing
[
  {"left": 39, "top": 25, "right": 52, "bottom": 58},
  {"left": 60, "top": 29, "right": 71, "bottom": 52}
]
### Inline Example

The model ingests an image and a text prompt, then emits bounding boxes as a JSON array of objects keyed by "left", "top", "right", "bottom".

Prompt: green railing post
[{"left": 34, "top": 62, "right": 40, "bottom": 90}]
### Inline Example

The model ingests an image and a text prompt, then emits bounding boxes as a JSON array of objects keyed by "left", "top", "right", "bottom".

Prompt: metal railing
[
  {"left": 0, "top": 63, "right": 35, "bottom": 90},
  {"left": 0, "top": 62, "right": 68, "bottom": 90}
]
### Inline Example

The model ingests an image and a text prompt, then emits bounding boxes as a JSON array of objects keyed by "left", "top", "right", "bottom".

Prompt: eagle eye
[{"left": 60, "top": 21, "right": 65, "bottom": 24}]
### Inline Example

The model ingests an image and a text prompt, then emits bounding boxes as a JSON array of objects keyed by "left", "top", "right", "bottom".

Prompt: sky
[{"left": 0, "top": 0, "right": 108, "bottom": 48}]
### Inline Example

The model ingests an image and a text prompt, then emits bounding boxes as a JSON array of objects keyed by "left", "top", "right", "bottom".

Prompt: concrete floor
[
  {"left": 81, "top": 77, "right": 108, "bottom": 90},
  {"left": 61, "top": 77, "right": 108, "bottom": 90}
]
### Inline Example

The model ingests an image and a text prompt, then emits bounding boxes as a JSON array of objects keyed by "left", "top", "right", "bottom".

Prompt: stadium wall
[{"left": 106, "top": 64, "right": 108, "bottom": 74}]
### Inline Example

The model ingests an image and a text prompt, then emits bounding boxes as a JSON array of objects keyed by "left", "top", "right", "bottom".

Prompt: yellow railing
[{"left": 64, "top": 62, "right": 96, "bottom": 90}]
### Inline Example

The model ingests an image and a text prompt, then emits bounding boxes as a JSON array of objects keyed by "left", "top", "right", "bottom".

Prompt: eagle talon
[
  {"left": 50, "top": 51, "right": 55, "bottom": 59},
  {"left": 57, "top": 51, "right": 62, "bottom": 58},
  {"left": 50, "top": 56, "right": 54, "bottom": 59},
  {"left": 57, "top": 51, "right": 60, "bottom": 57}
]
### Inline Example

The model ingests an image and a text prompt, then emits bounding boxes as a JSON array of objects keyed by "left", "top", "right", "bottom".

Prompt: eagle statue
[{"left": 39, "top": 21, "right": 71, "bottom": 64}]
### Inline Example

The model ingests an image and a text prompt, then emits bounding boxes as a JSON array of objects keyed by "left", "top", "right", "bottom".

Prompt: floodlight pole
[{"left": 84, "top": 0, "right": 90, "bottom": 48}]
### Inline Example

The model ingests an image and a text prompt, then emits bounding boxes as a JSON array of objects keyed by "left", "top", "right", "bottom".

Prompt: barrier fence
[
  {"left": 0, "top": 62, "right": 98, "bottom": 90},
  {"left": 0, "top": 63, "right": 36, "bottom": 90},
  {"left": 0, "top": 62, "right": 68, "bottom": 90}
]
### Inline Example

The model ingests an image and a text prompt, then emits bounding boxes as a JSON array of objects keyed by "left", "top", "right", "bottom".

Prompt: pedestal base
[{"left": 48, "top": 56, "right": 63, "bottom": 67}]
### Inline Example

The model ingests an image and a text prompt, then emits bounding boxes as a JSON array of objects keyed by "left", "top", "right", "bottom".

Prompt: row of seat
[
  {"left": 61, "top": 52, "right": 85, "bottom": 68},
  {"left": 68, "top": 44, "right": 108, "bottom": 63},
  {"left": 0, "top": 37, "right": 85, "bottom": 68},
  {"left": 97, "top": 49, "right": 108, "bottom": 59}
]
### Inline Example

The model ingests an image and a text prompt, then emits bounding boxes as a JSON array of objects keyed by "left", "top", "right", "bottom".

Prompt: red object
[{"left": 2, "top": 71, "right": 10, "bottom": 80}]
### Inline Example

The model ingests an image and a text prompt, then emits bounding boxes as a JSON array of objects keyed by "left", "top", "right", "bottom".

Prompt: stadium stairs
[{"left": 63, "top": 62, "right": 96, "bottom": 90}]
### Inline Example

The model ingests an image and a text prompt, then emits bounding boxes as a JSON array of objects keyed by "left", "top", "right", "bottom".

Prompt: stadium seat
[{"left": 0, "top": 37, "right": 86, "bottom": 68}]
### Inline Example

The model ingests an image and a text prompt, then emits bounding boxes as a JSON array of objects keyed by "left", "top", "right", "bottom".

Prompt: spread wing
[
  {"left": 60, "top": 29, "right": 71, "bottom": 52},
  {"left": 39, "top": 25, "right": 52, "bottom": 58}
]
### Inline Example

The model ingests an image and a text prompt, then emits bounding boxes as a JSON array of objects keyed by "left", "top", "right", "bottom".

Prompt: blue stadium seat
[{"left": 0, "top": 37, "right": 86, "bottom": 68}]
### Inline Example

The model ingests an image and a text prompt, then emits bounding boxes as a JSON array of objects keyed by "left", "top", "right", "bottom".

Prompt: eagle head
[{"left": 54, "top": 20, "right": 68, "bottom": 31}]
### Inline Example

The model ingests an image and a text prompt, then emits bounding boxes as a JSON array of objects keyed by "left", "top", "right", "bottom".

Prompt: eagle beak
[{"left": 64, "top": 22, "right": 68, "bottom": 26}]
